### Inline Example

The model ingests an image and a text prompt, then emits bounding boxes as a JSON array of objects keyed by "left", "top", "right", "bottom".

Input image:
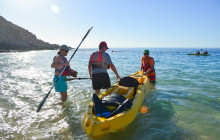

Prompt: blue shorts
[{"left": 53, "top": 76, "right": 67, "bottom": 92}]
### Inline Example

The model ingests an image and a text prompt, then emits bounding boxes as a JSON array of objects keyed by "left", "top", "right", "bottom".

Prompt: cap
[
  {"left": 99, "top": 41, "right": 109, "bottom": 49},
  {"left": 144, "top": 50, "right": 149, "bottom": 54},
  {"left": 60, "top": 45, "right": 69, "bottom": 51}
]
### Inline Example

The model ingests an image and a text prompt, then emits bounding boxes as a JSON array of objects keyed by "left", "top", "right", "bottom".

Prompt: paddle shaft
[
  {"left": 65, "top": 77, "right": 90, "bottom": 81},
  {"left": 36, "top": 27, "right": 93, "bottom": 112}
]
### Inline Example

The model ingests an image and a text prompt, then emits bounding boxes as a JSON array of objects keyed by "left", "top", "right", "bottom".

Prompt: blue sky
[{"left": 0, "top": 0, "right": 220, "bottom": 48}]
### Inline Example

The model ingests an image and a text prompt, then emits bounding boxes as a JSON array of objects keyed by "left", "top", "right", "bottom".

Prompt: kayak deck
[{"left": 82, "top": 71, "right": 150, "bottom": 138}]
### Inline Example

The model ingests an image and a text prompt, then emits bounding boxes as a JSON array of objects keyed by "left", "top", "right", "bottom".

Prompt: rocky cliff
[{"left": 0, "top": 16, "right": 59, "bottom": 52}]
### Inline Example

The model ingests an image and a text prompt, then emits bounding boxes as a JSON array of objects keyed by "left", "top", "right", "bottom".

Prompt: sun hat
[
  {"left": 60, "top": 45, "right": 69, "bottom": 51},
  {"left": 144, "top": 50, "right": 149, "bottom": 54},
  {"left": 99, "top": 41, "right": 109, "bottom": 49}
]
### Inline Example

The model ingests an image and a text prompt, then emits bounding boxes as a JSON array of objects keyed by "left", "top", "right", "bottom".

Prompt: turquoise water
[{"left": 0, "top": 48, "right": 219, "bottom": 140}]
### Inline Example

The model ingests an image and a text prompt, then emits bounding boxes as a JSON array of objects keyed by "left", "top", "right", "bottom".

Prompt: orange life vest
[
  {"left": 141, "top": 57, "right": 156, "bottom": 82},
  {"left": 142, "top": 57, "right": 154, "bottom": 72}
]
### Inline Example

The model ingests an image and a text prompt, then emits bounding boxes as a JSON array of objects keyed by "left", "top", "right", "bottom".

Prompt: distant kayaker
[
  {"left": 140, "top": 50, "right": 156, "bottom": 83},
  {"left": 88, "top": 41, "right": 120, "bottom": 94},
  {"left": 196, "top": 50, "right": 200, "bottom": 54},
  {"left": 51, "top": 45, "right": 78, "bottom": 102},
  {"left": 202, "top": 50, "right": 208, "bottom": 54}
]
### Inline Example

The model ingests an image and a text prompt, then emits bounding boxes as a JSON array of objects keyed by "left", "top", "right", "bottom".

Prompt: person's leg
[
  {"left": 60, "top": 92, "right": 67, "bottom": 102},
  {"left": 54, "top": 76, "right": 68, "bottom": 102},
  {"left": 148, "top": 72, "right": 156, "bottom": 84},
  {"left": 102, "top": 73, "right": 111, "bottom": 89},
  {"left": 95, "top": 89, "right": 100, "bottom": 94},
  {"left": 92, "top": 74, "right": 102, "bottom": 94}
]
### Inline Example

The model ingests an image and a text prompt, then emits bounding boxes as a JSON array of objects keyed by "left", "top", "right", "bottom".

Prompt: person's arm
[
  {"left": 51, "top": 56, "right": 69, "bottom": 68},
  {"left": 109, "top": 64, "right": 120, "bottom": 79},
  {"left": 140, "top": 59, "right": 143, "bottom": 71},
  {"left": 88, "top": 63, "right": 92, "bottom": 80},
  {"left": 51, "top": 56, "right": 62, "bottom": 68},
  {"left": 105, "top": 53, "right": 120, "bottom": 79},
  {"left": 143, "top": 65, "right": 154, "bottom": 75}
]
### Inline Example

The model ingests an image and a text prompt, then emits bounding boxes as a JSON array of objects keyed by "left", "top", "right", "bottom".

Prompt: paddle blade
[
  {"left": 82, "top": 26, "right": 93, "bottom": 41},
  {"left": 36, "top": 93, "right": 49, "bottom": 112}
]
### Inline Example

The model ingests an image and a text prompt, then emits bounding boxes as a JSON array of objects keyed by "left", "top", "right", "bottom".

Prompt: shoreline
[
  {"left": 0, "top": 49, "right": 58, "bottom": 53},
  {"left": 0, "top": 48, "right": 76, "bottom": 53}
]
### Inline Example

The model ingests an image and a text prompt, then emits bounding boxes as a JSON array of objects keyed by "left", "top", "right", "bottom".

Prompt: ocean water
[{"left": 0, "top": 48, "right": 219, "bottom": 140}]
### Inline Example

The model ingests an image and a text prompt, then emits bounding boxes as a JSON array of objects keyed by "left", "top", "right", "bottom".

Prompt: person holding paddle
[
  {"left": 51, "top": 45, "right": 78, "bottom": 102},
  {"left": 88, "top": 41, "right": 120, "bottom": 94},
  {"left": 140, "top": 50, "right": 156, "bottom": 83},
  {"left": 37, "top": 27, "right": 92, "bottom": 112}
]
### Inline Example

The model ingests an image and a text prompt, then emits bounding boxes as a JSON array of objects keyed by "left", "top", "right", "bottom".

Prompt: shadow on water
[
  {"left": 63, "top": 106, "right": 88, "bottom": 140},
  {"left": 49, "top": 89, "right": 92, "bottom": 140},
  {"left": 97, "top": 89, "right": 199, "bottom": 140},
  {"left": 181, "top": 93, "right": 220, "bottom": 113}
]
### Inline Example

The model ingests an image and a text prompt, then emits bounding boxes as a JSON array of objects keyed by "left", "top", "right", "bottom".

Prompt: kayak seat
[
  {"left": 92, "top": 94, "right": 111, "bottom": 117},
  {"left": 102, "top": 93, "right": 127, "bottom": 107},
  {"left": 113, "top": 87, "right": 131, "bottom": 96},
  {"left": 102, "top": 93, "right": 133, "bottom": 117},
  {"left": 118, "top": 77, "right": 139, "bottom": 101},
  {"left": 92, "top": 77, "right": 139, "bottom": 118},
  {"left": 92, "top": 93, "right": 133, "bottom": 118},
  {"left": 109, "top": 98, "right": 132, "bottom": 117},
  {"left": 119, "top": 77, "right": 139, "bottom": 87}
]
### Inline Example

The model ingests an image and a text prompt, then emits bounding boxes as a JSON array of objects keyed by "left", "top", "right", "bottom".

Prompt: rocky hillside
[{"left": 0, "top": 16, "right": 59, "bottom": 52}]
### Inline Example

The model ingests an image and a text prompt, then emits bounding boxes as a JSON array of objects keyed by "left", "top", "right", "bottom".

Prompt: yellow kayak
[{"left": 82, "top": 71, "right": 150, "bottom": 138}]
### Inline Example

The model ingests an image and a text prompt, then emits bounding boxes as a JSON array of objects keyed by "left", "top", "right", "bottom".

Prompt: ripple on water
[{"left": 0, "top": 49, "right": 220, "bottom": 139}]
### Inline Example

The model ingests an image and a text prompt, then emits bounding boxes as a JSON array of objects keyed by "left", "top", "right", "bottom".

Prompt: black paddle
[
  {"left": 36, "top": 27, "right": 93, "bottom": 112},
  {"left": 65, "top": 77, "right": 90, "bottom": 81}
]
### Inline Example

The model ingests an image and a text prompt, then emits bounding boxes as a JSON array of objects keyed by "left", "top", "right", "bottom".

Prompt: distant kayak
[{"left": 188, "top": 54, "right": 210, "bottom": 56}]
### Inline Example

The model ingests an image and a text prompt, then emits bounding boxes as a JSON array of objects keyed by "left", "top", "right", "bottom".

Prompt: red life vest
[
  {"left": 142, "top": 57, "right": 155, "bottom": 72},
  {"left": 90, "top": 51, "right": 110, "bottom": 69},
  {"left": 142, "top": 57, "right": 156, "bottom": 82},
  {"left": 90, "top": 51, "right": 102, "bottom": 63},
  {"left": 54, "top": 54, "right": 71, "bottom": 76}
]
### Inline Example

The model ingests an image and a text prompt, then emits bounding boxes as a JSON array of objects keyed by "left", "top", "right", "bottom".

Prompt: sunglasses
[{"left": 62, "top": 49, "right": 69, "bottom": 52}]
